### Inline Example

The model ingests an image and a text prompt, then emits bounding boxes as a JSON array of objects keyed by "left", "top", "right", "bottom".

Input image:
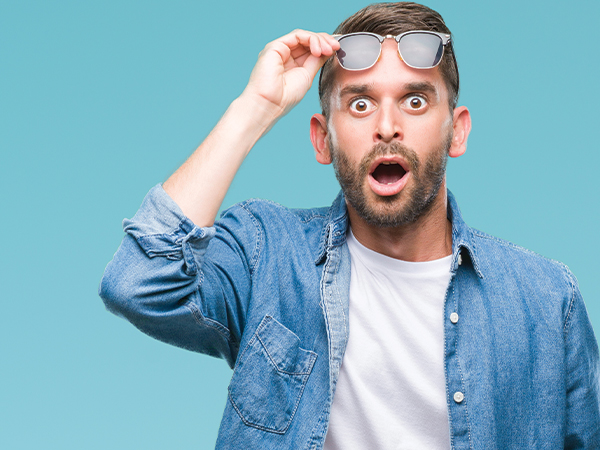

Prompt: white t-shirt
[{"left": 323, "top": 230, "right": 452, "bottom": 450}]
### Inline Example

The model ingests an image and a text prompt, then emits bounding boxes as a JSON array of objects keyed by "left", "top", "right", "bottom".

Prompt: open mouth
[
  {"left": 367, "top": 159, "right": 410, "bottom": 196},
  {"left": 371, "top": 161, "right": 407, "bottom": 185}
]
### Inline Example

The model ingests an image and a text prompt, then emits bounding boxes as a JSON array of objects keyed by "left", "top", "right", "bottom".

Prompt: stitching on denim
[
  {"left": 255, "top": 316, "right": 317, "bottom": 374},
  {"left": 257, "top": 333, "right": 317, "bottom": 376},
  {"left": 195, "top": 264, "right": 204, "bottom": 288},
  {"left": 232, "top": 332, "right": 257, "bottom": 373},
  {"left": 134, "top": 216, "right": 189, "bottom": 242},
  {"left": 305, "top": 406, "right": 331, "bottom": 450},
  {"left": 284, "top": 363, "right": 313, "bottom": 434},
  {"left": 319, "top": 228, "right": 348, "bottom": 402},
  {"left": 244, "top": 197, "right": 284, "bottom": 208},
  {"left": 182, "top": 241, "right": 197, "bottom": 277},
  {"left": 321, "top": 230, "right": 336, "bottom": 395},
  {"left": 241, "top": 197, "right": 304, "bottom": 221},
  {"left": 239, "top": 203, "right": 263, "bottom": 276},
  {"left": 137, "top": 217, "right": 205, "bottom": 259},
  {"left": 242, "top": 198, "right": 329, "bottom": 223},
  {"left": 228, "top": 368, "right": 312, "bottom": 435},
  {"left": 325, "top": 228, "right": 347, "bottom": 374},
  {"left": 444, "top": 278, "right": 455, "bottom": 449},
  {"left": 298, "top": 214, "right": 328, "bottom": 224},
  {"left": 254, "top": 315, "right": 317, "bottom": 375},
  {"left": 563, "top": 269, "right": 577, "bottom": 335},
  {"left": 471, "top": 230, "right": 566, "bottom": 265},
  {"left": 467, "top": 232, "right": 484, "bottom": 279},
  {"left": 452, "top": 282, "right": 474, "bottom": 449},
  {"left": 243, "top": 197, "right": 326, "bottom": 217},
  {"left": 185, "top": 300, "right": 232, "bottom": 343},
  {"left": 227, "top": 390, "right": 286, "bottom": 434},
  {"left": 138, "top": 235, "right": 179, "bottom": 254},
  {"left": 307, "top": 231, "right": 340, "bottom": 448},
  {"left": 334, "top": 244, "right": 348, "bottom": 352}
]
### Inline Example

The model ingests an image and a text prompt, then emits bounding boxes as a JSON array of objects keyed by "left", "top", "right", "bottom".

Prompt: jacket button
[
  {"left": 457, "top": 254, "right": 463, "bottom": 265},
  {"left": 450, "top": 312, "right": 459, "bottom": 324},
  {"left": 453, "top": 391, "right": 465, "bottom": 403}
]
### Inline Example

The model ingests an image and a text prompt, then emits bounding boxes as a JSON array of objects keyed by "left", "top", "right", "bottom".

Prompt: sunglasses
[{"left": 333, "top": 31, "right": 451, "bottom": 70}]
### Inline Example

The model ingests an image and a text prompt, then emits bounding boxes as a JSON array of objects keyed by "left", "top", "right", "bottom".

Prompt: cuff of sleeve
[{"left": 123, "top": 184, "right": 216, "bottom": 271}]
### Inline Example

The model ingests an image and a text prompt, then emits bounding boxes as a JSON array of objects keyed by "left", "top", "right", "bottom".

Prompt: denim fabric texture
[{"left": 99, "top": 184, "right": 600, "bottom": 449}]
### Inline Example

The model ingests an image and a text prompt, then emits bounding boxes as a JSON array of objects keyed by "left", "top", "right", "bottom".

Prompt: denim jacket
[{"left": 99, "top": 185, "right": 600, "bottom": 449}]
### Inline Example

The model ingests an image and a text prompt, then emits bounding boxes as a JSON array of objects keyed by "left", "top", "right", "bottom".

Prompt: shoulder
[
  {"left": 219, "top": 198, "right": 330, "bottom": 229},
  {"left": 471, "top": 227, "right": 573, "bottom": 279},
  {"left": 468, "top": 227, "right": 578, "bottom": 323},
  {"left": 471, "top": 228, "right": 578, "bottom": 303},
  {"left": 215, "top": 199, "right": 332, "bottom": 254},
  {"left": 212, "top": 199, "right": 334, "bottom": 270}
]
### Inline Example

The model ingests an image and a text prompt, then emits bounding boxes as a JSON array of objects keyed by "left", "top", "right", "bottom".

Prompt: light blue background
[{"left": 1, "top": 0, "right": 598, "bottom": 448}]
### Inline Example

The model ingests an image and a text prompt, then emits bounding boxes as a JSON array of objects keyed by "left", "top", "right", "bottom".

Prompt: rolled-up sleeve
[{"left": 99, "top": 184, "right": 258, "bottom": 367}]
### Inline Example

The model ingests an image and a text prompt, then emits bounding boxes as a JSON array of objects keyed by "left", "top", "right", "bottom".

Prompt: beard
[{"left": 330, "top": 134, "right": 452, "bottom": 228}]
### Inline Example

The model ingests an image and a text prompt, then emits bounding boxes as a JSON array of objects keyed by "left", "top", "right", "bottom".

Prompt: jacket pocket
[{"left": 228, "top": 315, "right": 317, "bottom": 434}]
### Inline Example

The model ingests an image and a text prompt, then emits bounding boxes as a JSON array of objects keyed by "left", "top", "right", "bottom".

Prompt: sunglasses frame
[{"left": 333, "top": 30, "right": 451, "bottom": 71}]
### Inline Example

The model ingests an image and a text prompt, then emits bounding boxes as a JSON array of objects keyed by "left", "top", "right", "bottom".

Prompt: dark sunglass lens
[
  {"left": 337, "top": 34, "right": 381, "bottom": 70},
  {"left": 398, "top": 33, "right": 443, "bottom": 68}
]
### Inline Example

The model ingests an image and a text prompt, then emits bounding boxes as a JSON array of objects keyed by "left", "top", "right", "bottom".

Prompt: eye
[
  {"left": 349, "top": 98, "right": 374, "bottom": 113},
  {"left": 405, "top": 95, "right": 427, "bottom": 110}
]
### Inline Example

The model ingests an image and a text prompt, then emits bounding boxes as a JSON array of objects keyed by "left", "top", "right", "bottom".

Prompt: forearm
[{"left": 163, "top": 93, "right": 280, "bottom": 227}]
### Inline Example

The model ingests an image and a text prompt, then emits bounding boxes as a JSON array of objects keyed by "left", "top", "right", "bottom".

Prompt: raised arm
[
  {"left": 100, "top": 30, "right": 339, "bottom": 363},
  {"left": 162, "top": 30, "right": 339, "bottom": 227}
]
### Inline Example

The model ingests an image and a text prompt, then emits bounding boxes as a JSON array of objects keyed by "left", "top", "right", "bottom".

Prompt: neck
[{"left": 347, "top": 186, "right": 452, "bottom": 262}]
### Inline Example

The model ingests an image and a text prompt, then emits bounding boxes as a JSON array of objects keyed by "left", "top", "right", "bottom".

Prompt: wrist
[{"left": 235, "top": 89, "right": 285, "bottom": 131}]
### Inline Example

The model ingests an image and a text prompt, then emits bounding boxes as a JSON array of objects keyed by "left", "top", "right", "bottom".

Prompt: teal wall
[{"left": 1, "top": 1, "right": 598, "bottom": 448}]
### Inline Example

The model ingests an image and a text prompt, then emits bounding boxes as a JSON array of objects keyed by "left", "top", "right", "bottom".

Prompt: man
[{"left": 99, "top": 2, "right": 600, "bottom": 448}]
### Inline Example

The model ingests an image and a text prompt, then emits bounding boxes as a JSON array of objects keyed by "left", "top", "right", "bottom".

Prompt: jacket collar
[
  {"left": 316, "top": 190, "right": 484, "bottom": 278},
  {"left": 447, "top": 190, "right": 484, "bottom": 278},
  {"left": 314, "top": 191, "right": 348, "bottom": 265}
]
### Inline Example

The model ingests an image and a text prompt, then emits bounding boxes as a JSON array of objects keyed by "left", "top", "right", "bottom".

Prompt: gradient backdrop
[{"left": 1, "top": 0, "right": 598, "bottom": 448}]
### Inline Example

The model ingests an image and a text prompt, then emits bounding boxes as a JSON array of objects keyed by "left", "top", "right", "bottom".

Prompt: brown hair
[{"left": 318, "top": 2, "right": 459, "bottom": 117}]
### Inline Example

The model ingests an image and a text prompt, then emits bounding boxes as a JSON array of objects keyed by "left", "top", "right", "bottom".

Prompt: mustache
[{"left": 358, "top": 142, "right": 420, "bottom": 179}]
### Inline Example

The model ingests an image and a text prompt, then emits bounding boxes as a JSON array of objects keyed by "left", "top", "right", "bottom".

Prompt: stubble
[{"left": 330, "top": 134, "right": 452, "bottom": 228}]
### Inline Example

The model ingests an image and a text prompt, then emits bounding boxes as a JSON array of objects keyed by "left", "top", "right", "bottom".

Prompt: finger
[
  {"left": 300, "top": 53, "right": 332, "bottom": 81},
  {"left": 309, "top": 35, "right": 322, "bottom": 57},
  {"left": 275, "top": 30, "right": 339, "bottom": 63},
  {"left": 316, "top": 40, "right": 334, "bottom": 57},
  {"left": 271, "top": 30, "right": 337, "bottom": 67},
  {"left": 279, "top": 30, "right": 326, "bottom": 56},
  {"left": 317, "top": 32, "right": 341, "bottom": 52},
  {"left": 289, "top": 43, "right": 312, "bottom": 61},
  {"left": 265, "top": 40, "right": 292, "bottom": 65},
  {"left": 317, "top": 33, "right": 340, "bottom": 52}
]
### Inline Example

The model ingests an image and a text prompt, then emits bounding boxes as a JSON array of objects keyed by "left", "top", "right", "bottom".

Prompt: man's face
[{"left": 321, "top": 39, "right": 456, "bottom": 228}]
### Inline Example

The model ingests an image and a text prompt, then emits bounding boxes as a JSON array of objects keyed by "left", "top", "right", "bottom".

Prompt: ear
[
  {"left": 448, "top": 106, "right": 472, "bottom": 158},
  {"left": 310, "top": 113, "right": 332, "bottom": 165}
]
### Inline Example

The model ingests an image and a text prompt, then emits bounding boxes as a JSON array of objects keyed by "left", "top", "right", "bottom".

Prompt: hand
[{"left": 242, "top": 30, "right": 340, "bottom": 118}]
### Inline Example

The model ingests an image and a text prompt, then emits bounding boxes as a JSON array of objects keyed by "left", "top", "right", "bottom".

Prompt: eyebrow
[
  {"left": 337, "top": 84, "right": 373, "bottom": 99},
  {"left": 404, "top": 81, "right": 438, "bottom": 97},
  {"left": 337, "top": 81, "right": 439, "bottom": 99}
]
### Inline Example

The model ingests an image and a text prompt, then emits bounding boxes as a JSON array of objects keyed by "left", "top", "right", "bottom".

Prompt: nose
[{"left": 374, "top": 100, "right": 403, "bottom": 143}]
